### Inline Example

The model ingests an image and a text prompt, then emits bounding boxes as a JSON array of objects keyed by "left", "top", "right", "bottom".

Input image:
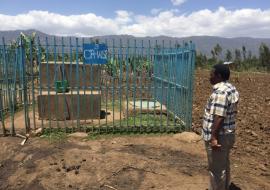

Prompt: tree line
[{"left": 196, "top": 43, "right": 270, "bottom": 72}]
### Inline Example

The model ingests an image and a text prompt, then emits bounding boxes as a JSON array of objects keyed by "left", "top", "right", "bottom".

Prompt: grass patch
[
  {"left": 39, "top": 113, "right": 185, "bottom": 141},
  {"left": 106, "top": 114, "right": 181, "bottom": 127},
  {"left": 40, "top": 128, "right": 68, "bottom": 142}
]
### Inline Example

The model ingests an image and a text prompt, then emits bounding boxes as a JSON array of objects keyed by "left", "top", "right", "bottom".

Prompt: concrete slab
[
  {"left": 40, "top": 63, "right": 101, "bottom": 88},
  {"left": 122, "top": 100, "right": 167, "bottom": 116},
  {"left": 37, "top": 94, "right": 101, "bottom": 120}
]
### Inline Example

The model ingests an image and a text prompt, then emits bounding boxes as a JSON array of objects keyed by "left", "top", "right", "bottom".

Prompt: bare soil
[{"left": 0, "top": 70, "right": 270, "bottom": 190}]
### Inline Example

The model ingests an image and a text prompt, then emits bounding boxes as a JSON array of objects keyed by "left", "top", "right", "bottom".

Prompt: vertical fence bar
[
  {"left": 69, "top": 37, "right": 75, "bottom": 132},
  {"left": 112, "top": 39, "right": 115, "bottom": 130},
  {"left": 173, "top": 43, "right": 177, "bottom": 128},
  {"left": 139, "top": 40, "right": 143, "bottom": 131},
  {"left": 81, "top": 38, "right": 86, "bottom": 131},
  {"left": 75, "top": 38, "right": 80, "bottom": 129},
  {"left": 37, "top": 37, "right": 44, "bottom": 129},
  {"left": 132, "top": 40, "right": 136, "bottom": 128},
  {"left": 30, "top": 38, "right": 36, "bottom": 130},
  {"left": 45, "top": 37, "right": 52, "bottom": 131},
  {"left": 125, "top": 39, "right": 130, "bottom": 129},
  {"left": 61, "top": 37, "right": 68, "bottom": 131},
  {"left": 187, "top": 42, "right": 196, "bottom": 130},
  {"left": 2, "top": 38, "right": 11, "bottom": 135},
  {"left": 119, "top": 39, "right": 123, "bottom": 129},
  {"left": 0, "top": 38, "right": 6, "bottom": 136},
  {"left": 90, "top": 39, "right": 94, "bottom": 131},
  {"left": 21, "top": 36, "right": 30, "bottom": 133},
  {"left": 53, "top": 37, "right": 60, "bottom": 129},
  {"left": 153, "top": 40, "right": 157, "bottom": 129},
  {"left": 146, "top": 40, "right": 151, "bottom": 129},
  {"left": 160, "top": 40, "right": 165, "bottom": 130},
  {"left": 104, "top": 39, "right": 108, "bottom": 131},
  {"left": 10, "top": 45, "right": 18, "bottom": 135}
]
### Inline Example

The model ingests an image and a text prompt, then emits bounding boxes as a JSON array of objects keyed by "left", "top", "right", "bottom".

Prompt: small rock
[
  {"left": 0, "top": 163, "right": 3, "bottom": 168},
  {"left": 56, "top": 168, "right": 61, "bottom": 172},
  {"left": 82, "top": 159, "right": 86, "bottom": 162},
  {"left": 68, "top": 185, "right": 72, "bottom": 188},
  {"left": 251, "top": 131, "right": 258, "bottom": 137},
  {"left": 31, "top": 128, "right": 43, "bottom": 136},
  {"left": 53, "top": 162, "right": 58, "bottom": 165},
  {"left": 75, "top": 170, "right": 79, "bottom": 175},
  {"left": 259, "top": 164, "right": 268, "bottom": 172}
]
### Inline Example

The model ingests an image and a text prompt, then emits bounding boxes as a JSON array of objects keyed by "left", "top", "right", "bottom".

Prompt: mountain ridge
[{"left": 1, "top": 29, "right": 270, "bottom": 57}]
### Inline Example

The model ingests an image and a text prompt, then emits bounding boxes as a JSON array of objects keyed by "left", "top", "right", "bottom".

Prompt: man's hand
[{"left": 210, "top": 137, "right": 221, "bottom": 149}]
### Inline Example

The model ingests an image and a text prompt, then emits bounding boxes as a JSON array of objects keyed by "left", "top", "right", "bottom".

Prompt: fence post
[
  {"left": 0, "top": 38, "right": 7, "bottom": 136},
  {"left": 20, "top": 36, "right": 30, "bottom": 133},
  {"left": 187, "top": 42, "right": 196, "bottom": 130}
]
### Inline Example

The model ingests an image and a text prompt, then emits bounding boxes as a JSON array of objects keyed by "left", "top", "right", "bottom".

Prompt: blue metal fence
[{"left": 0, "top": 35, "right": 195, "bottom": 135}]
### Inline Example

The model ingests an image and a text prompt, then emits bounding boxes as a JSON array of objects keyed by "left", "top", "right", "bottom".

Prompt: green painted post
[
  {"left": 45, "top": 37, "right": 52, "bottom": 131},
  {"left": 132, "top": 40, "right": 137, "bottom": 128},
  {"left": 119, "top": 39, "right": 123, "bottom": 128},
  {"left": 125, "top": 39, "right": 130, "bottom": 129},
  {"left": 37, "top": 37, "right": 44, "bottom": 129},
  {"left": 61, "top": 37, "right": 68, "bottom": 131},
  {"left": 140, "top": 40, "right": 143, "bottom": 130},
  {"left": 75, "top": 38, "right": 80, "bottom": 129},
  {"left": 20, "top": 36, "right": 30, "bottom": 133},
  {"left": 69, "top": 37, "right": 75, "bottom": 132},
  {"left": 30, "top": 38, "right": 36, "bottom": 130},
  {"left": 53, "top": 36, "right": 60, "bottom": 129}
]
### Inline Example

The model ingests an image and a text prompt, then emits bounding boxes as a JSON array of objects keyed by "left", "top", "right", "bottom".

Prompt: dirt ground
[{"left": 0, "top": 69, "right": 270, "bottom": 190}]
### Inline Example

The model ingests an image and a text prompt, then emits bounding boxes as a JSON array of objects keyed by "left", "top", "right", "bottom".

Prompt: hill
[{"left": 1, "top": 29, "right": 270, "bottom": 57}]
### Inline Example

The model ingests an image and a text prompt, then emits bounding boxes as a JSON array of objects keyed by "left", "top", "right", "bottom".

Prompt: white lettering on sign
[
  {"left": 83, "top": 49, "right": 107, "bottom": 60},
  {"left": 83, "top": 43, "right": 108, "bottom": 64}
]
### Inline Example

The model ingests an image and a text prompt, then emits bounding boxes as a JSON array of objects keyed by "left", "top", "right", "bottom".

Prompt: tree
[
  {"left": 225, "top": 49, "right": 232, "bottom": 61},
  {"left": 242, "top": 46, "right": 247, "bottom": 61},
  {"left": 234, "top": 49, "right": 242, "bottom": 70},
  {"left": 213, "top": 43, "right": 222, "bottom": 60},
  {"left": 259, "top": 43, "right": 270, "bottom": 71},
  {"left": 196, "top": 52, "right": 207, "bottom": 67}
]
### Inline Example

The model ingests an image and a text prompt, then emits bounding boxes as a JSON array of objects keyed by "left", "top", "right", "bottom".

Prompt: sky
[{"left": 0, "top": 0, "right": 270, "bottom": 38}]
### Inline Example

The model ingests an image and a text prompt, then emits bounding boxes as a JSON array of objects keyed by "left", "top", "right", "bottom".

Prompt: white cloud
[
  {"left": 151, "top": 8, "right": 162, "bottom": 15},
  {"left": 0, "top": 7, "right": 270, "bottom": 38},
  {"left": 171, "top": 0, "right": 186, "bottom": 6},
  {"left": 115, "top": 10, "right": 133, "bottom": 24}
]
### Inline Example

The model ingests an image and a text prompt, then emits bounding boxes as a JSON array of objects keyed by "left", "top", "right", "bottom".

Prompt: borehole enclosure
[{"left": 0, "top": 36, "right": 195, "bottom": 135}]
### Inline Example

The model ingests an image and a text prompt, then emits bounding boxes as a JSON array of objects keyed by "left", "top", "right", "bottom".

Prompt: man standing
[{"left": 202, "top": 64, "right": 239, "bottom": 190}]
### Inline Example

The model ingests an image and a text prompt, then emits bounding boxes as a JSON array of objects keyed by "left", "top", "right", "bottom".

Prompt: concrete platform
[
  {"left": 40, "top": 63, "right": 101, "bottom": 88},
  {"left": 37, "top": 94, "right": 101, "bottom": 120},
  {"left": 122, "top": 100, "right": 167, "bottom": 116}
]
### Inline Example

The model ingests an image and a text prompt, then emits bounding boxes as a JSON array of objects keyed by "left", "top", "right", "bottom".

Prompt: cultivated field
[{"left": 0, "top": 70, "right": 269, "bottom": 190}]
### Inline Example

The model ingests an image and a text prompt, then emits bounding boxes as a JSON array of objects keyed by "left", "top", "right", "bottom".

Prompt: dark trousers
[{"left": 205, "top": 134, "right": 235, "bottom": 190}]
